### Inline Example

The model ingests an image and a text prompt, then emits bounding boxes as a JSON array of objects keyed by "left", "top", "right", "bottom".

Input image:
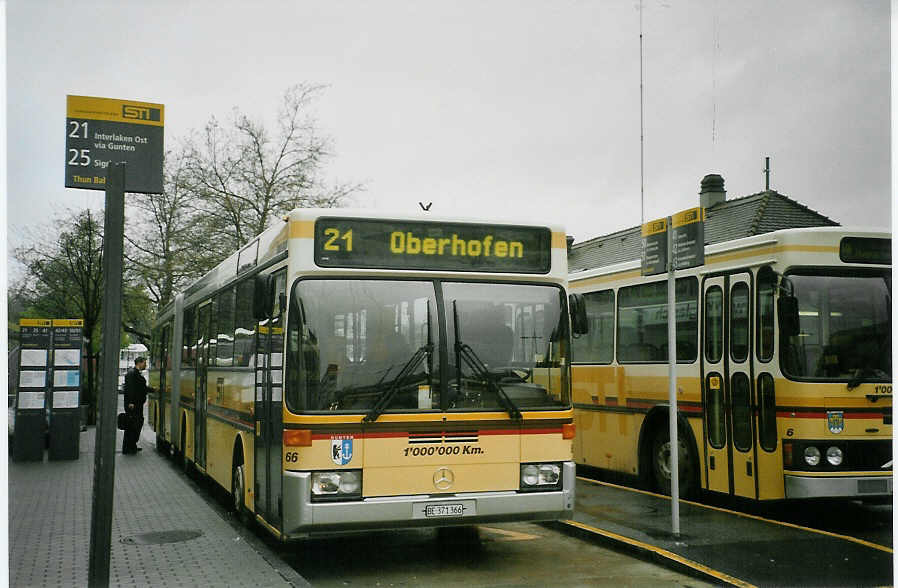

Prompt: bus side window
[
  {"left": 571, "top": 290, "right": 614, "bottom": 364},
  {"left": 182, "top": 306, "right": 195, "bottom": 369},
  {"left": 234, "top": 279, "right": 255, "bottom": 367},
  {"left": 757, "top": 267, "right": 776, "bottom": 361}
]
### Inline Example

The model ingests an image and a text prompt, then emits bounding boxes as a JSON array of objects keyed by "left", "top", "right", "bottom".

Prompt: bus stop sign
[{"left": 65, "top": 95, "right": 164, "bottom": 194}]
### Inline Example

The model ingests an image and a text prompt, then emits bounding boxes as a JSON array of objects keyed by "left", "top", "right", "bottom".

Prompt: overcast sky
[{"left": 5, "top": 1, "right": 891, "bottom": 273}]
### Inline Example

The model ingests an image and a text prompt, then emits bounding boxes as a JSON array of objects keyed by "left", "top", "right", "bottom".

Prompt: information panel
[
  {"left": 314, "top": 218, "right": 552, "bottom": 273},
  {"left": 641, "top": 217, "right": 668, "bottom": 276},
  {"left": 18, "top": 318, "right": 52, "bottom": 401},
  {"left": 51, "top": 319, "right": 83, "bottom": 409},
  {"left": 65, "top": 95, "right": 164, "bottom": 194},
  {"left": 14, "top": 319, "right": 52, "bottom": 461},
  {"left": 671, "top": 207, "right": 705, "bottom": 270}
]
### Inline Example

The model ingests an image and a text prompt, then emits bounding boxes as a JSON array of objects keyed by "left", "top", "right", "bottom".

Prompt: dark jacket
[{"left": 123, "top": 366, "right": 149, "bottom": 412}]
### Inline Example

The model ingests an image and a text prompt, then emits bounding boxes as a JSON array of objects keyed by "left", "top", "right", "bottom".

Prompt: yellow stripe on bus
[
  {"left": 289, "top": 220, "right": 315, "bottom": 239},
  {"left": 571, "top": 244, "right": 841, "bottom": 290}
]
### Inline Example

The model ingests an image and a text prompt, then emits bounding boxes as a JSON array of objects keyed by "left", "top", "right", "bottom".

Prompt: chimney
[
  {"left": 700, "top": 174, "right": 726, "bottom": 209},
  {"left": 566, "top": 235, "right": 574, "bottom": 253}
]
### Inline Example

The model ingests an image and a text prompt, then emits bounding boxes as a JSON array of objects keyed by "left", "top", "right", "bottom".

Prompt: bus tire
[
  {"left": 231, "top": 461, "right": 248, "bottom": 524},
  {"left": 650, "top": 426, "right": 696, "bottom": 498}
]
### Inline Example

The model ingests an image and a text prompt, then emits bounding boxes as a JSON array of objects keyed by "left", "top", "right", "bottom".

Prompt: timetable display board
[
  {"left": 641, "top": 218, "right": 668, "bottom": 276},
  {"left": 51, "top": 319, "right": 83, "bottom": 409},
  {"left": 14, "top": 319, "right": 52, "bottom": 461},
  {"left": 314, "top": 218, "right": 552, "bottom": 273},
  {"left": 48, "top": 319, "right": 83, "bottom": 460},
  {"left": 18, "top": 319, "right": 52, "bottom": 409},
  {"left": 671, "top": 207, "right": 705, "bottom": 271}
]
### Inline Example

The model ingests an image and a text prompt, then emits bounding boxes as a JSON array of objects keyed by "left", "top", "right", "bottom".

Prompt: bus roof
[{"left": 570, "top": 226, "right": 891, "bottom": 284}]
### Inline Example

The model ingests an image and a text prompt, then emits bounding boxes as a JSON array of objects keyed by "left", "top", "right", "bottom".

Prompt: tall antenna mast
[
  {"left": 639, "top": 0, "right": 645, "bottom": 226},
  {"left": 711, "top": 0, "right": 719, "bottom": 161}
]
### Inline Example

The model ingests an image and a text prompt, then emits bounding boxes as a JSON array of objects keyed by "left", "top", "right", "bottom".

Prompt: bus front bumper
[
  {"left": 784, "top": 473, "right": 893, "bottom": 499},
  {"left": 281, "top": 461, "right": 575, "bottom": 539}
]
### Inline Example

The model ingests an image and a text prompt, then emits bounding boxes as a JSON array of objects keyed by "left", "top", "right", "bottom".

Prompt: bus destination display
[
  {"left": 840, "top": 237, "right": 891, "bottom": 265},
  {"left": 314, "top": 218, "right": 552, "bottom": 273}
]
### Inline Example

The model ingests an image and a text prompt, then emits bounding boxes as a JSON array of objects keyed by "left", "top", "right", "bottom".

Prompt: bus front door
[
  {"left": 702, "top": 272, "right": 756, "bottom": 499},
  {"left": 254, "top": 271, "right": 286, "bottom": 528}
]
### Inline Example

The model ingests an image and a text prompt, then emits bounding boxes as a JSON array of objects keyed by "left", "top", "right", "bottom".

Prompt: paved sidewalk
[
  {"left": 565, "top": 477, "right": 894, "bottom": 587},
  {"left": 9, "top": 420, "right": 308, "bottom": 587}
]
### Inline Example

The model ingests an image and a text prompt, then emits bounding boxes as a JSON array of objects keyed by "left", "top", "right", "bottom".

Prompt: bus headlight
[
  {"left": 826, "top": 446, "right": 843, "bottom": 466},
  {"left": 520, "top": 463, "right": 562, "bottom": 491},
  {"left": 804, "top": 446, "right": 821, "bottom": 467},
  {"left": 311, "top": 470, "right": 362, "bottom": 501}
]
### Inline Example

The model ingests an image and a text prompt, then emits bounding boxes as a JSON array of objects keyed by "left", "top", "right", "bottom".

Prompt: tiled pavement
[{"left": 9, "top": 413, "right": 308, "bottom": 587}]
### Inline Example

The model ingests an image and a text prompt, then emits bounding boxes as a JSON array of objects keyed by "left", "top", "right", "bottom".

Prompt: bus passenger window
[
  {"left": 234, "top": 280, "right": 256, "bottom": 367},
  {"left": 705, "top": 287, "right": 723, "bottom": 363},
  {"left": 215, "top": 287, "right": 236, "bottom": 366},
  {"left": 758, "top": 373, "right": 776, "bottom": 452},
  {"left": 731, "top": 373, "right": 752, "bottom": 452},
  {"left": 757, "top": 267, "right": 776, "bottom": 361},
  {"left": 571, "top": 289, "right": 614, "bottom": 364},
  {"left": 182, "top": 306, "right": 195, "bottom": 368},
  {"left": 705, "top": 373, "right": 725, "bottom": 449},
  {"left": 731, "top": 283, "right": 749, "bottom": 362}
]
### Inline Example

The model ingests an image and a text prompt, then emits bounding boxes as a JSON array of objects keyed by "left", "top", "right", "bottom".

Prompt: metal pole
[
  {"left": 88, "top": 162, "right": 125, "bottom": 587},
  {"left": 667, "top": 215, "right": 680, "bottom": 538},
  {"left": 639, "top": 0, "right": 645, "bottom": 227}
]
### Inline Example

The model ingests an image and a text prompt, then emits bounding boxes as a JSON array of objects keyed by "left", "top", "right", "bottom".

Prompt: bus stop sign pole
[
  {"left": 666, "top": 215, "right": 680, "bottom": 538},
  {"left": 88, "top": 162, "right": 125, "bottom": 588}
]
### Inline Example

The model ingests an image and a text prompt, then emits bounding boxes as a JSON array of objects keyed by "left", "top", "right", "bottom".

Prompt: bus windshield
[
  {"left": 285, "top": 279, "right": 571, "bottom": 413},
  {"left": 781, "top": 270, "right": 891, "bottom": 381}
]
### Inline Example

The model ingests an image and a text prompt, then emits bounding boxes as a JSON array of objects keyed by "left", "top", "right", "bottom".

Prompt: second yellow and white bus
[{"left": 570, "top": 226, "right": 891, "bottom": 501}]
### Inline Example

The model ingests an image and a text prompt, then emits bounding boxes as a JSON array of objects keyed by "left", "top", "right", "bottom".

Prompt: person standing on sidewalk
[{"left": 123, "top": 356, "right": 151, "bottom": 454}]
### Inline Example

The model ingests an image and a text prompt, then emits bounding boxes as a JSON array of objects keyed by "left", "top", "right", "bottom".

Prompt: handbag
[{"left": 117, "top": 412, "right": 129, "bottom": 430}]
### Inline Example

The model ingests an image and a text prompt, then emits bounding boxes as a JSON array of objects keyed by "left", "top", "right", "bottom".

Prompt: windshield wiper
[
  {"left": 452, "top": 301, "right": 522, "bottom": 421},
  {"left": 847, "top": 367, "right": 890, "bottom": 391},
  {"left": 364, "top": 302, "right": 434, "bottom": 423}
]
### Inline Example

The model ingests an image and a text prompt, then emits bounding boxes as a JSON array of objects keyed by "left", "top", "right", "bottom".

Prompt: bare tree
[
  {"left": 125, "top": 150, "right": 212, "bottom": 310},
  {"left": 182, "top": 84, "right": 362, "bottom": 253}
]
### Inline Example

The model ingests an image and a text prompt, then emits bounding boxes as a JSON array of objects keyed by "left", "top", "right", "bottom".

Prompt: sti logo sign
[
  {"left": 122, "top": 105, "right": 162, "bottom": 122},
  {"left": 65, "top": 95, "right": 164, "bottom": 194}
]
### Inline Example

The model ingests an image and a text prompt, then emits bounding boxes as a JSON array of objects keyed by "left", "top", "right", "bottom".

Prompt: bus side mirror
[
  {"left": 253, "top": 275, "right": 273, "bottom": 320},
  {"left": 778, "top": 295, "right": 800, "bottom": 338},
  {"left": 569, "top": 293, "right": 589, "bottom": 336},
  {"left": 278, "top": 292, "right": 288, "bottom": 317}
]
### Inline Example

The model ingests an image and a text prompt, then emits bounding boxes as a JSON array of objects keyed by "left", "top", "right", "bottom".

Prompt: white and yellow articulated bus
[
  {"left": 569, "top": 227, "right": 891, "bottom": 501},
  {"left": 148, "top": 208, "right": 580, "bottom": 539}
]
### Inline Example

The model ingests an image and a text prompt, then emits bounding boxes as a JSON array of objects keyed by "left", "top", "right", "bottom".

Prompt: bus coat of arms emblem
[
  {"left": 827, "top": 411, "right": 844, "bottom": 434},
  {"left": 331, "top": 436, "right": 353, "bottom": 465}
]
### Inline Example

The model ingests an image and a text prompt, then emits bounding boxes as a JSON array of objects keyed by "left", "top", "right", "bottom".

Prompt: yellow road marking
[
  {"left": 560, "top": 519, "right": 757, "bottom": 588},
  {"left": 479, "top": 526, "right": 540, "bottom": 541},
  {"left": 577, "top": 476, "right": 894, "bottom": 554}
]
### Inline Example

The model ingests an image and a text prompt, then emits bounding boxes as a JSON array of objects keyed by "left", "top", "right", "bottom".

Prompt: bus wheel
[
  {"left": 231, "top": 462, "right": 248, "bottom": 523},
  {"left": 650, "top": 428, "right": 695, "bottom": 498}
]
